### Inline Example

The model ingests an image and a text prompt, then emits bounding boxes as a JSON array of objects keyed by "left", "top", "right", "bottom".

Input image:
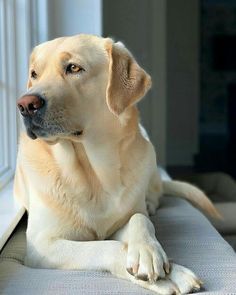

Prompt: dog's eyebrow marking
[{"left": 59, "top": 51, "right": 72, "bottom": 61}]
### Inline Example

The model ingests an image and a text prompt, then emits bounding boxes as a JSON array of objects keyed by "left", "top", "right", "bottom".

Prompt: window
[
  {"left": 0, "top": 0, "right": 48, "bottom": 190},
  {"left": 0, "top": 0, "right": 18, "bottom": 189}
]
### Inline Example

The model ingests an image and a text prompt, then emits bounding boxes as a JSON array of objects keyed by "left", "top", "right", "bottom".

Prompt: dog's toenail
[
  {"left": 136, "top": 274, "right": 149, "bottom": 281},
  {"left": 164, "top": 262, "right": 170, "bottom": 274},
  {"left": 126, "top": 267, "right": 134, "bottom": 276}
]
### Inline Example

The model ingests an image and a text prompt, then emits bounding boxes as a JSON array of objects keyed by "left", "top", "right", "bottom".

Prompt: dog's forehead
[{"left": 31, "top": 35, "right": 108, "bottom": 65}]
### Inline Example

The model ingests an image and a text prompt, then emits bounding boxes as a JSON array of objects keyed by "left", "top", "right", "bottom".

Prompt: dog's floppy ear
[{"left": 106, "top": 40, "right": 152, "bottom": 116}]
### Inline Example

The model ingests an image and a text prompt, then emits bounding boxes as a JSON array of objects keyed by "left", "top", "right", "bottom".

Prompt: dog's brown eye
[
  {"left": 66, "top": 64, "right": 84, "bottom": 74},
  {"left": 31, "top": 70, "right": 37, "bottom": 79}
]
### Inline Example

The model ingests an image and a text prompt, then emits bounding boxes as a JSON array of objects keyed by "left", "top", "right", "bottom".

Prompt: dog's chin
[{"left": 44, "top": 138, "right": 59, "bottom": 145}]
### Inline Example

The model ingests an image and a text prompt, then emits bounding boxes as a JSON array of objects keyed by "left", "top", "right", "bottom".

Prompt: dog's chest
[
  {"left": 48, "top": 164, "right": 147, "bottom": 241},
  {"left": 56, "top": 182, "right": 143, "bottom": 240},
  {"left": 34, "top": 139, "right": 150, "bottom": 241}
]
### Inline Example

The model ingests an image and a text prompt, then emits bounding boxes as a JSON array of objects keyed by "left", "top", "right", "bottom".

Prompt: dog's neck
[{"left": 52, "top": 107, "right": 140, "bottom": 195}]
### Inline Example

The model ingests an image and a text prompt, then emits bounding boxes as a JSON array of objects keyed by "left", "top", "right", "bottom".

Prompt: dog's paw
[
  {"left": 168, "top": 263, "right": 202, "bottom": 294},
  {"left": 135, "top": 278, "right": 181, "bottom": 295},
  {"left": 126, "top": 239, "right": 169, "bottom": 282}
]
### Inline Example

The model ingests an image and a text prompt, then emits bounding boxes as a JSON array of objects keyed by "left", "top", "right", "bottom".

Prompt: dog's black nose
[{"left": 17, "top": 95, "right": 45, "bottom": 116}]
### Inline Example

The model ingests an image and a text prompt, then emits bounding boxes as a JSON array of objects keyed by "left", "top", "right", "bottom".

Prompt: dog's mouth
[
  {"left": 26, "top": 127, "right": 83, "bottom": 140},
  {"left": 26, "top": 125, "right": 52, "bottom": 140},
  {"left": 25, "top": 123, "right": 83, "bottom": 141},
  {"left": 20, "top": 104, "right": 84, "bottom": 141},
  {"left": 23, "top": 114, "right": 84, "bottom": 141},
  {"left": 72, "top": 130, "right": 83, "bottom": 136}
]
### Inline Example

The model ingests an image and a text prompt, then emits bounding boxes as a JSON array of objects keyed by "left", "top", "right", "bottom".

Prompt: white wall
[{"left": 48, "top": 0, "right": 102, "bottom": 38}]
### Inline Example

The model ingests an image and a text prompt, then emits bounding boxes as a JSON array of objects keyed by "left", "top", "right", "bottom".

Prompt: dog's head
[{"left": 17, "top": 34, "right": 151, "bottom": 142}]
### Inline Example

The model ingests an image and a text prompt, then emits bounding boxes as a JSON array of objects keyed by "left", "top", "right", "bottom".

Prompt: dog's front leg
[
  {"left": 26, "top": 236, "right": 180, "bottom": 294},
  {"left": 26, "top": 238, "right": 127, "bottom": 275},
  {"left": 112, "top": 213, "right": 202, "bottom": 294},
  {"left": 112, "top": 213, "right": 169, "bottom": 282}
]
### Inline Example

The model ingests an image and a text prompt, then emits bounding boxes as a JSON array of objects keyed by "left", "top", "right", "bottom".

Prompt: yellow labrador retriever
[{"left": 14, "top": 34, "right": 219, "bottom": 294}]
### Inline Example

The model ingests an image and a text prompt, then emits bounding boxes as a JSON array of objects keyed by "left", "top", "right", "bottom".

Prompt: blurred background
[{"left": 1, "top": 0, "right": 236, "bottom": 205}]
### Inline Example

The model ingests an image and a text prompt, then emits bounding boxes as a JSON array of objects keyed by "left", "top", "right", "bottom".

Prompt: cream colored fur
[{"left": 14, "top": 34, "right": 218, "bottom": 294}]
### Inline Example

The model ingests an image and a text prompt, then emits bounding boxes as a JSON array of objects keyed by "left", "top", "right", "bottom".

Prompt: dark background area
[
  {"left": 195, "top": 0, "right": 236, "bottom": 179},
  {"left": 103, "top": 0, "right": 236, "bottom": 180}
]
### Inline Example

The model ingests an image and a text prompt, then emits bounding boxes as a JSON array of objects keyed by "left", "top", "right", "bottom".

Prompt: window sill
[{"left": 0, "top": 181, "right": 25, "bottom": 251}]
